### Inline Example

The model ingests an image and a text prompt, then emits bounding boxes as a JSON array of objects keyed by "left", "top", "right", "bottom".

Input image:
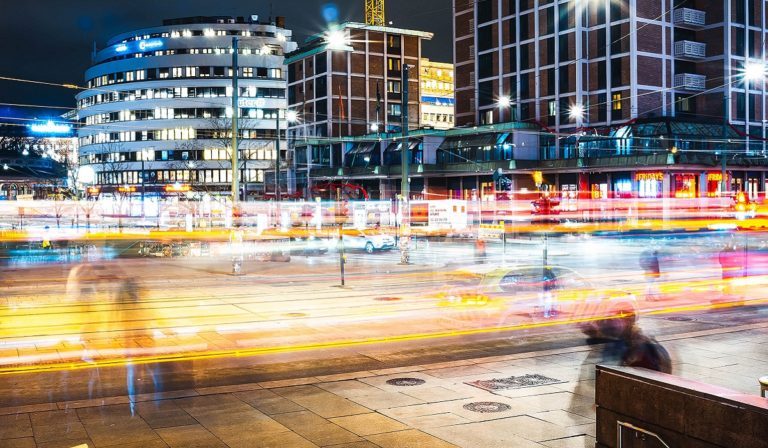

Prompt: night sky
[{"left": 0, "top": 0, "right": 452, "bottom": 121}]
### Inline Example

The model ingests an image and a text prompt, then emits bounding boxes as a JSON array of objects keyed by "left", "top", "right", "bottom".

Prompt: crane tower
[{"left": 365, "top": 0, "right": 385, "bottom": 26}]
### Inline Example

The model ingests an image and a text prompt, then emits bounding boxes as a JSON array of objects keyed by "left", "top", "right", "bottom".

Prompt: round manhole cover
[
  {"left": 667, "top": 316, "right": 693, "bottom": 322},
  {"left": 463, "top": 401, "right": 511, "bottom": 413},
  {"left": 386, "top": 378, "right": 425, "bottom": 386},
  {"left": 375, "top": 297, "right": 402, "bottom": 302},
  {"left": 284, "top": 312, "right": 307, "bottom": 318}
]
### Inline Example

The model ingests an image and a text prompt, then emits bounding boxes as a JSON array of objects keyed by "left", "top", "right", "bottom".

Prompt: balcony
[
  {"left": 674, "top": 73, "right": 706, "bottom": 91},
  {"left": 674, "top": 40, "right": 706, "bottom": 60},
  {"left": 673, "top": 8, "right": 706, "bottom": 29}
]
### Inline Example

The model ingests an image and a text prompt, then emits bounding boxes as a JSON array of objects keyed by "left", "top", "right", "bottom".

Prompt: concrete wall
[{"left": 595, "top": 365, "right": 768, "bottom": 448}]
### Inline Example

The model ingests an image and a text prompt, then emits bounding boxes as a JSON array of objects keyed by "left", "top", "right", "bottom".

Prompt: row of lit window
[
  {"left": 85, "top": 107, "right": 285, "bottom": 125},
  {"left": 103, "top": 46, "right": 280, "bottom": 64},
  {"left": 97, "top": 169, "right": 266, "bottom": 185},
  {"left": 87, "top": 66, "right": 283, "bottom": 88},
  {"left": 78, "top": 86, "right": 284, "bottom": 108},
  {"left": 80, "top": 128, "right": 280, "bottom": 146},
  {"left": 119, "top": 28, "right": 281, "bottom": 44},
  {"left": 422, "top": 113, "right": 454, "bottom": 123},
  {"left": 421, "top": 80, "right": 454, "bottom": 92},
  {"left": 83, "top": 148, "right": 277, "bottom": 164}
]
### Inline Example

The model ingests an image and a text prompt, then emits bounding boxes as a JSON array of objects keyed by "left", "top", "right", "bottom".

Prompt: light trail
[{"left": 0, "top": 294, "right": 760, "bottom": 376}]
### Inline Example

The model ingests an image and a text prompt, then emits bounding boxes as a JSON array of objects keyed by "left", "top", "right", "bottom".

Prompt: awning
[
  {"left": 437, "top": 134, "right": 497, "bottom": 151},
  {"left": 347, "top": 142, "right": 377, "bottom": 155},
  {"left": 385, "top": 139, "right": 421, "bottom": 152}
]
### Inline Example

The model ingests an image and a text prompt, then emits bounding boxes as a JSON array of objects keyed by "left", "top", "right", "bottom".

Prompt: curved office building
[{"left": 76, "top": 15, "right": 297, "bottom": 199}]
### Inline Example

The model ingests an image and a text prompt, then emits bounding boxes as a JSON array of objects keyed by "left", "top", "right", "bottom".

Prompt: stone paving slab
[{"left": 0, "top": 324, "right": 766, "bottom": 447}]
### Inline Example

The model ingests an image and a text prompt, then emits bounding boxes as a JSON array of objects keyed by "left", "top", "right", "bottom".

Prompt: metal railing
[{"left": 617, "top": 421, "right": 672, "bottom": 448}]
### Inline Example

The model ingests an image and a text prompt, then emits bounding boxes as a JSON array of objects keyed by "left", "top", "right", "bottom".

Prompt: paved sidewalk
[{"left": 0, "top": 324, "right": 766, "bottom": 448}]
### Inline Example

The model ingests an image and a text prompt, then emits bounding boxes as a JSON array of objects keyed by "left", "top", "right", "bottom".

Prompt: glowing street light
[
  {"left": 325, "top": 30, "right": 350, "bottom": 50},
  {"left": 497, "top": 96, "right": 512, "bottom": 109},
  {"left": 569, "top": 103, "right": 585, "bottom": 121},
  {"left": 743, "top": 62, "right": 767, "bottom": 82},
  {"left": 77, "top": 165, "right": 95, "bottom": 184}
]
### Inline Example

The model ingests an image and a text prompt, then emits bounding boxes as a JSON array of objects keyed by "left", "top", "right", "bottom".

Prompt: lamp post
[
  {"left": 231, "top": 37, "right": 240, "bottom": 225},
  {"left": 399, "top": 64, "right": 411, "bottom": 265},
  {"left": 275, "top": 109, "right": 299, "bottom": 201},
  {"left": 721, "top": 62, "right": 767, "bottom": 196}
]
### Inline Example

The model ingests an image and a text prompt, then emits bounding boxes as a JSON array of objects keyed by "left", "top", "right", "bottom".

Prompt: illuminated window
[
  {"left": 612, "top": 93, "right": 622, "bottom": 110},
  {"left": 387, "top": 80, "right": 401, "bottom": 93},
  {"left": 243, "top": 67, "right": 254, "bottom": 77}
]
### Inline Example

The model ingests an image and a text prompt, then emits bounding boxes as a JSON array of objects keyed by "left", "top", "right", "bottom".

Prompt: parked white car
[{"left": 342, "top": 230, "right": 396, "bottom": 253}]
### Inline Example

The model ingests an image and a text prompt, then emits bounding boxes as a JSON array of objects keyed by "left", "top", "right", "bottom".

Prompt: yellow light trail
[{"left": 0, "top": 297, "right": 760, "bottom": 376}]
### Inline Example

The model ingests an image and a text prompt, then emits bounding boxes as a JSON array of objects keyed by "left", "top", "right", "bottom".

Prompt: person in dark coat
[{"left": 639, "top": 249, "right": 661, "bottom": 301}]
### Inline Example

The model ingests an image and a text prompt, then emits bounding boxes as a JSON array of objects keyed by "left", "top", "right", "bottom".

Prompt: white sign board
[{"left": 428, "top": 200, "right": 468, "bottom": 230}]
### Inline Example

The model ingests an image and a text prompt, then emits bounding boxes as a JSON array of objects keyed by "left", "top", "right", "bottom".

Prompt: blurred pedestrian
[
  {"left": 619, "top": 324, "right": 672, "bottom": 374},
  {"left": 474, "top": 238, "right": 486, "bottom": 264},
  {"left": 66, "top": 262, "right": 162, "bottom": 415},
  {"left": 639, "top": 248, "right": 661, "bottom": 301},
  {"left": 540, "top": 267, "right": 557, "bottom": 318}
]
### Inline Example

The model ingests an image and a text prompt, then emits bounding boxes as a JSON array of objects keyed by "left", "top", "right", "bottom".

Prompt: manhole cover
[
  {"left": 463, "top": 401, "right": 511, "bottom": 413},
  {"left": 375, "top": 297, "right": 401, "bottom": 301},
  {"left": 667, "top": 316, "right": 693, "bottom": 322},
  {"left": 284, "top": 312, "right": 307, "bottom": 318},
  {"left": 466, "top": 374, "right": 564, "bottom": 391},
  {"left": 386, "top": 378, "right": 425, "bottom": 386}
]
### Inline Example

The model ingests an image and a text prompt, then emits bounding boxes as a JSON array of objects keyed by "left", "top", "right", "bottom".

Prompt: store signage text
[{"left": 635, "top": 172, "right": 663, "bottom": 181}]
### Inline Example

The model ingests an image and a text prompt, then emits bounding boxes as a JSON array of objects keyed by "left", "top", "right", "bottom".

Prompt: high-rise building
[
  {"left": 285, "top": 22, "right": 433, "bottom": 196},
  {"left": 76, "top": 15, "right": 297, "bottom": 199},
  {"left": 419, "top": 59, "right": 455, "bottom": 130},
  {"left": 454, "top": 0, "right": 768, "bottom": 138}
]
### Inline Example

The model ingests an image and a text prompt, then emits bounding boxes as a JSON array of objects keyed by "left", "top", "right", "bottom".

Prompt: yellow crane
[{"left": 365, "top": 0, "right": 385, "bottom": 26}]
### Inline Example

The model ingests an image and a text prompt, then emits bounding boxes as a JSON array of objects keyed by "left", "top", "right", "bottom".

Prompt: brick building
[
  {"left": 285, "top": 22, "right": 433, "bottom": 195},
  {"left": 447, "top": 0, "right": 768, "bottom": 200},
  {"left": 454, "top": 0, "right": 768, "bottom": 134}
]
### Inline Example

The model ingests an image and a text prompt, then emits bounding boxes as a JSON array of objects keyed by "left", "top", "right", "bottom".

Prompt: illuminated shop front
[
  {"left": 612, "top": 173, "right": 632, "bottom": 199},
  {"left": 705, "top": 172, "right": 727, "bottom": 197},
  {"left": 672, "top": 173, "right": 697, "bottom": 198},
  {"left": 636, "top": 172, "right": 663, "bottom": 198},
  {"left": 590, "top": 173, "right": 608, "bottom": 199}
]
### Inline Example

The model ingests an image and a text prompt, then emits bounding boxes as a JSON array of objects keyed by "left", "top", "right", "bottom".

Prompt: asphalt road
[{"left": 1, "top": 232, "right": 766, "bottom": 407}]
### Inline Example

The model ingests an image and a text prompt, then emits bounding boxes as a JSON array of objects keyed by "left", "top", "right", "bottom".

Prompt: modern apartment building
[
  {"left": 420, "top": 59, "right": 455, "bottom": 130},
  {"left": 454, "top": 1, "right": 767, "bottom": 132},
  {"left": 76, "top": 15, "right": 297, "bottom": 198},
  {"left": 449, "top": 0, "right": 768, "bottom": 199},
  {"left": 285, "top": 22, "right": 433, "bottom": 196}
]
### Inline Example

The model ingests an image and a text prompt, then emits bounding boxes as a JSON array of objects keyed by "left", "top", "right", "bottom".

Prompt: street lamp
[
  {"left": 275, "top": 109, "right": 299, "bottom": 202},
  {"left": 720, "top": 61, "right": 767, "bottom": 195},
  {"left": 325, "top": 30, "right": 350, "bottom": 51},
  {"left": 569, "top": 103, "right": 585, "bottom": 122}
]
